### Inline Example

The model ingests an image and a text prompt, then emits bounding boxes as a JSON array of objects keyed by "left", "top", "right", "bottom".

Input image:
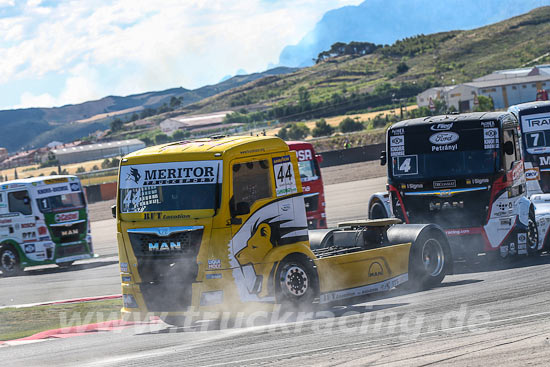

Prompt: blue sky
[{"left": 0, "top": 0, "right": 362, "bottom": 110}]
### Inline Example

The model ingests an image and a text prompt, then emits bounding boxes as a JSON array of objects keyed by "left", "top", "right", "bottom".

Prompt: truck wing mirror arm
[{"left": 111, "top": 204, "right": 116, "bottom": 219}]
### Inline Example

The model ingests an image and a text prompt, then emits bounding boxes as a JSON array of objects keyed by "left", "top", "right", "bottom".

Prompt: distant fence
[{"left": 319, "top": 143, "right": 385, "bottom": 168}]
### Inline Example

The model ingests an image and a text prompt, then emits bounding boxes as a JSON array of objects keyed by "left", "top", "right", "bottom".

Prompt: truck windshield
[
  {"left": 298, "top": 160, "right": 320, "bottom": 182},
  {"left": 118, "top": 160, "right": 222, "bottom": 213},
  {"left": 37, "top": 192, "right": 85, "bottom": 213},
  {"left": 120, "top": 184, "right": 218, "bottom": 213},
  {"left": 389, "top": 121, "right": 500, "bottom": 181}
]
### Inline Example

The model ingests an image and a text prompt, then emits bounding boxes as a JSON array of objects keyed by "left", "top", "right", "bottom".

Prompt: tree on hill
[
  {"left": 396, "top": 61, "right": 409, "bottom": 74},
  {"left": 312, "top": 118, "right": 334, "bottom": 137},
  {"left": 474, "top": 95, "right": 494, "bottom": 112},
  {"left": 110, "top": 118, "right": 123, "bottom": 132},
  {"left": 287, "top": 123, "right": 310, "bottom": 140},
  {"left": 339, "top": 117, "right": 365, "bottom": 133}
]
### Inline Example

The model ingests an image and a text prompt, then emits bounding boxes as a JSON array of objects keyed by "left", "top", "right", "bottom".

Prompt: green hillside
[{"left": 181, "top": 6, "right": 550, "bottom": 121}]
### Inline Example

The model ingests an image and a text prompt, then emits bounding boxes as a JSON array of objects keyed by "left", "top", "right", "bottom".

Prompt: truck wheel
[
  {"left": 0, "top": 247, "right": 23, "bottom": 277},
  {"left": 526, "top": 210, "right": 539, "bottom": 256},
  {"left": 369, "top": 199, "right": 388, "bottom": 219},
  {"left": 408, "top": 231, "right": 449, "bottom": 289},
  {"left": 275, "top": 256, "right": 318, "bottom": 309}
]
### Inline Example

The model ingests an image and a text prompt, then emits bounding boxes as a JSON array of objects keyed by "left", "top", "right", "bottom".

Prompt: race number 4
[
  {"left": 393, "top": 155, "right": 418, "bottom": 176},
  {"left": 273, "top": 155, "right": 298, "bottom": 197}
]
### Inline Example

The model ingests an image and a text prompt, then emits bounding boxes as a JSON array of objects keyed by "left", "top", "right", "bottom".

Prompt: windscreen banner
[
  {"left": 389, "top": 120, "right": 499, "bottom": 179},
  {"left": 520, "top": 112, "right": 550, "bottom": 155}
]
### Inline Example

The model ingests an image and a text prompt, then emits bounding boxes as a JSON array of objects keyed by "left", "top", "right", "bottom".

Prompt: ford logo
[{"left": 429, "top": 132, "right": 459, "bottom": 145}]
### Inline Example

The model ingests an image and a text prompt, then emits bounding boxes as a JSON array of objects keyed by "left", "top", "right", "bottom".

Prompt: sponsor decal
[
  {"left": 432, "top": 144, "right": 457, "bottom": 152},
  {"left": 24, "top": 244, "right": 35, "bottom": 253},
  {"left": 39, "top": 236, "right": 50, "bottom": 241},
  {"left": 525, "top": 167, "right": 540, "bottom": 181},
  {"left": 206, "top": 273, "right": 222, "bottom": 280},
  {"left": 517, "top": 233, "right": 527, "bottom": 244},
  {"left": 37, "top": 188, "right": 51, "bottom": 195},
  {"left": 208, "top": 259, "right": 222, "bottom": 270},
  {"left": 509, "top": 242, "right": 516, "bottom": 255},
  {"left": 433, "top": 180, "right": 456, "bottom": 189},
  {"left": 120, "top": 262, "right": 128, "bottom": 272},
  {"left": 120, "top": 161, "right": 219, "bottom": 188},
  {"left": 368, "top": 262, "right": 384, "bottom": 277},
  {"left": 407, "top": 183, "right": 423, "bottom": 189},
  {"left": 70, "top": 182, "right": 80, "bottom": 192},
  {"left": 430, "top": 123, "right": 453, "bottom": 131},
  {"left": 521, "top": 113, "right": 550, "bottom": 133},
  {"left": 44, "top": 178, "right": 68, "bottom": 184},
  {"left": 0, "top": 213, "right": 19, "bottom": 218},
  {"left": 481, "top": 121, "right": 495, "bottom": 128},
  {"left": 296, "top": 149, "right": 313, "bottom": 161},
  {"left": 390, "top": 135, "right": 405, "bottom": 156},
  {"left": 55, "top": 211, "right": 79, "bottom": 223},
  {"left": 273, "top": 155, "right": 298, "bottom": 197},
  {"left": 147, "top": 242, "right": 182, "bottom": 253},
  {"left": 21, "top": 222, "right": 35, "bottom": 228},
  {"left": 303, "top": 186, "right": 311, "bottom": 192},
  {"left": 445, "top": 228, "right": 476, "bottom": 236},
  {"left": 121, "top": 276, "right": 131, "bottom": 282},
  {"left": 483, "top": 128, "right": 499, "bottom": 149},
  {"left": 391, "top": 128, "right": 404, "bottom": 135},
  {"left": 429, "top": 132, "right": 459, "bottom": 145},
  {"left": 539, "top": 156, "right": 550, "bottom": 166},
  {"left": 0, "top": 219, "right": 12, "bottom": 224}
]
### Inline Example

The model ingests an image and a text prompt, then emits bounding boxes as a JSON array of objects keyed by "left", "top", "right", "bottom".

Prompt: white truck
[
  {"left": 509, "top": 101, "right": 550, "bottom": 253},
  {"left": 0, "top": 175, "right": 93, "bottom": 276}
]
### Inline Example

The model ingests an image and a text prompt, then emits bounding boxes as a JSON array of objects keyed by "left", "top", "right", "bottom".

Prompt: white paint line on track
[{"left": 0, "top": 294, "right": 122, "bottom": 309}]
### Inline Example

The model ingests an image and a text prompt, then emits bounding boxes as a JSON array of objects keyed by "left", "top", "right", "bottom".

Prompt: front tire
[
  {"left": 0, "top": 247, "right": 24, "bottom": 277},
  {"left": 369, "top": 199, "right": 388, "bottom": 219},
  {"left": 526, "top": 209, "right": 539, "bottom": 256},
  {"left": 275, "top": 255, "right": 318, "bottom": 309},
  {"left": 408, "top": 231, "right": 449, "bottom": 289}
]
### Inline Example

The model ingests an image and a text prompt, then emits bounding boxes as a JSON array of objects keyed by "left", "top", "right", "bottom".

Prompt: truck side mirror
[
  {"left": 380, "top": 151, "right": 387, "bottom": 166},
  {"left": 315, "top": 154, "right": 323, "bottom": 163},
  {"left": 111, "top": 204, "right": 116, "bottom": 219},
  {"left": 504, "top": 141, "right": 514, "bottom": 156},
  {"left": 235, "top": 202, "right": 250, "bottom": 216}
]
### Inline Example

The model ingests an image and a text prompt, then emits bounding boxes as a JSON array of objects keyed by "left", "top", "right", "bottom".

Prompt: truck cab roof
[
  {"left": 122, "top": 135, "right": 289, "bottom": 164},
  {"left": 0, "top": 175, "right": 78, "bottom": 190},
  {"left": 390, "top": 112, "right": 516, "bottom": 130}
]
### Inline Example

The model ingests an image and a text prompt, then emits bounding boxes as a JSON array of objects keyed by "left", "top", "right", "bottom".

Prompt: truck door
[
  {"left": 7, "top": 190, "right": 34, "bottom": 242},
  {"left": 228, "top": 157, "right": 276, "bottom": 296}
]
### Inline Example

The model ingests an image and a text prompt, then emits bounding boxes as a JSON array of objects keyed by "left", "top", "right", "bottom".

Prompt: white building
[
  {"left": 417, "top": 65, "right": 550, "bottom": 112},
  {"left": 51, "top": 139, "right": 146, "bottom": 165},
  {"left": 160, "top": 111, "right": 232, "bottom": 135}
]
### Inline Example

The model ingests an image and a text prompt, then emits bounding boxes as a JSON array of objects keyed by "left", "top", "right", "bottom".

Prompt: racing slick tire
[
  {"left": 526, "top": 209, "right": 540, "bottom": 257},
  {"left": 0, "top": 246, "right": 24, "bottom": 277},
  {"left": 387, "top": 224, "right": 451, "bottom": 289},
  {"left": 369, "top": 199, "right": 388, "bottom": 220},
  {"left": 275, "top": 255, "right": 319, "bottom": 310}
]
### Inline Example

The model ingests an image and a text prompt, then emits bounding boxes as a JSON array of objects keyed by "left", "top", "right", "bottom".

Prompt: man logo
[
  {"left": 368, "top": 262, "right": 384, "bottom": 277},
  {"left": 148, "top": 242, "right": 182, "bottom": 253}
]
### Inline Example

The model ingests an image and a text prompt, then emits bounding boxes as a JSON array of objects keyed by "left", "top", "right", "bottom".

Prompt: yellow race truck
[{"left": 114, "top": 136, "right": 451, "bottom": 322}]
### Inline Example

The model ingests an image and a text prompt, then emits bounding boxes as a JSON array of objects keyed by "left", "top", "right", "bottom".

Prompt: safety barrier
[{"left": 318, "top": 143, "right": 385, "bottom": 168}]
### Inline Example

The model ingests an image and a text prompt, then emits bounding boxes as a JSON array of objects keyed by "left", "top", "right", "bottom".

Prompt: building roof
[
  {"left": 52, "top": 139, "right": 144, "bottom": 156},
  {"left": 464, "top": 74, "right": 550, "bottom": 89}
]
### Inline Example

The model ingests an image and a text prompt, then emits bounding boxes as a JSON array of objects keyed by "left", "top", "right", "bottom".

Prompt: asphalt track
[{"left": 2, "top": 175, "right": 550, "bottom": 366}]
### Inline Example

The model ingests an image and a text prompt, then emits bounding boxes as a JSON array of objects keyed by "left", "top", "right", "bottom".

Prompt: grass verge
[{"left": 0, "top": 299, "right": 122, "bottom": 341}]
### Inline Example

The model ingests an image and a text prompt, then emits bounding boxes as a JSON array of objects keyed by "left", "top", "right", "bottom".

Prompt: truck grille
[
  {"left": 50, "top": 221, "right": 87, "bottom": 243},
  {"left": 127, "top": 227, "right": 203, "bottom": 312},
  {"left": 57, "top": 243, "right": 87, "bottom": 258},
  {"left": 403, "top": 190, "right": 490, "bottom": 228}
]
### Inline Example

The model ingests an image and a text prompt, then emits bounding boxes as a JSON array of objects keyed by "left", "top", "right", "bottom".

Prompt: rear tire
[
  {"left": 408, "top": 231, "right": 449, "bottom": 289},
  {"left": 275, "top": 255, "right": 318, "bottom": 309},
  {"left": 0, "top": 247, "right": 24, "bottom": 277}
]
